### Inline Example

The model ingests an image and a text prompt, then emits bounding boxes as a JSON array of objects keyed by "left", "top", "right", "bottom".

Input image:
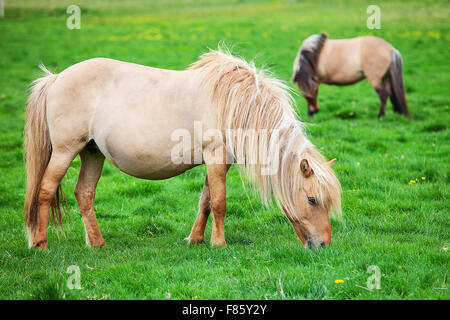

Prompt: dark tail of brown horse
[{"left": 387, "top": 49, "right": 410, "bottom": 117}]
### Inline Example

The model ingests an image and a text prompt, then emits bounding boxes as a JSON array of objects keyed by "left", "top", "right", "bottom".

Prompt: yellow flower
[
  {"left": 426, "top": 31, "right": 440, "bottom": 40},
  {"left": 356, "top": 162, "right": 360, "bottom": 166},
  {"left": 335, "top": 279, "right": 344, "bottom": 284},
  {"left": 422, "top": 177, "right": 426, "bottom": 180}
]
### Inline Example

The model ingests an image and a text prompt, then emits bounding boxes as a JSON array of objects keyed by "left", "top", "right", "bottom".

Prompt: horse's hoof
[
  {"left": 185, "top": 235, "right": 204, "bottom": 244},
  {"left": 89, "top": 240, "right": 105, "bottom": 248},
  {"left": 32, "top": 240, "right": 48, "bottom": 250},
  {"left": 210, "top": 239, "right": 227, "bottom": 248}
]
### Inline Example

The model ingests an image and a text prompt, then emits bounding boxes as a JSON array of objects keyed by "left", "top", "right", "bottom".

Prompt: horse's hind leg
[
  {"left": 32, "top": 151, "right": 77, "bottom": 248},
  {"left": 74, "top": 147, "right": 105, "bottom": 247},
  {"left": 375, "top": 86, "right": 388, "bottom": 119},
  {"left": 186, "top": 176, "right": 211, "bottom": 244},
  {"left": 366, "top": 74, "right": 388, "bottom": 118}
]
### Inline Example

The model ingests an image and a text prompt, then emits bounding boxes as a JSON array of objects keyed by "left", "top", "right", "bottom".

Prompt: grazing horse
[
  {"left": 24, "top": 49, "right": 341, "bottom": 250},
  {"left": 292, "top": 33, "right": 410, "bottom": 118}
]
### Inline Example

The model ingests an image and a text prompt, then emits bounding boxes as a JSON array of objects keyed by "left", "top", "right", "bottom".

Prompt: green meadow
[{"left": 0, "top": 0, "right": 448, "bottom": 299}]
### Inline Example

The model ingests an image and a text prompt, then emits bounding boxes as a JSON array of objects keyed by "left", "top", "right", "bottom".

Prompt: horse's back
[
  {"left": 45, "top": 57, "right": 176, "bottom": 142},
  {"left": 320, "top": 36, "right": 393, "bottom": 85},
  {"left": 320, "top": 38, "right": 365, "bottom": 84},
  {"left": 360, "top": 36, "right": 393, "bottom": 60},
  {"left": 44, "top": 58, "right": 207, "bottom": 180},
  {"left": 46, "top": 57, "right": 176, "bottom": 116}
]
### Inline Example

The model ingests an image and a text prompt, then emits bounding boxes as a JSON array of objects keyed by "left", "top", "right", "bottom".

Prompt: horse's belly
[
  {"left": 95, "top": 134, "right": 199, "bottom": 180},
  {"left": 327, "top": 73, "right": 364, "bottom": 85},
  {"left": 324, "top": 64, "right": 364, "bottom": 85},
  {"left": 106, "top": 150, "right": 198, "bottom": 180}
]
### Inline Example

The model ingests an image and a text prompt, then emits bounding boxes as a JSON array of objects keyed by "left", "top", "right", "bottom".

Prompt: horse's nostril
[{"left": 306, "top": 239, "right": 326, "bottom": 249}]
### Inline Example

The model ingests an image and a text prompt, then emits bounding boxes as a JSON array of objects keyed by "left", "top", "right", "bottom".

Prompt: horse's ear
[
  {"left": 328, "top": 158, "right": 337, "bottom": 166},
  {"left": 300, "top": 159, "right": 313, "bottom": 177}
]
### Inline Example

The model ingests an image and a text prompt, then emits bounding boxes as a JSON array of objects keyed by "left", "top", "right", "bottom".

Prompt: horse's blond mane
[{"left": 190, "top": 48, "right": 341, "bottom": 219}]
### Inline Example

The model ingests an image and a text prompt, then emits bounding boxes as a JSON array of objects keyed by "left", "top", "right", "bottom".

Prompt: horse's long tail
[
  {"left": 24, "top": 66, "right": 62, "bottom": 245},
  {"left": 387, "top": 49, "right": 410, "bottom": 117}
]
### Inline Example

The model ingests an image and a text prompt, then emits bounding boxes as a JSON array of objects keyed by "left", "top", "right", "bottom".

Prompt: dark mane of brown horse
[{"left": 292, "top": 33, "right": 327, "bottom": 97}]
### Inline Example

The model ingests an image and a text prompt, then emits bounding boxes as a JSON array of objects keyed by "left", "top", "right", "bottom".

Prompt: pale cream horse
[
  {"left": 24, "top": 49, "right": 341, "bottom": 250},
  {"left": 292, "top": 33, "right": 410, "bottom": 118}
]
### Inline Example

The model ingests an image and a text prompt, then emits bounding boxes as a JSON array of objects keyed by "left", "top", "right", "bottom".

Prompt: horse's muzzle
[
  {"left": 308, "top": 107, "right": 320, "bottom": 117},
  {"left": 306, "top": 239, "right": 327, "bottom": 250}
]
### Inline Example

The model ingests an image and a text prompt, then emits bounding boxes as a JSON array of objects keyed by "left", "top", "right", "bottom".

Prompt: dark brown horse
[{"left": 292, "top": 33, "right": 410, "bottom": 118}]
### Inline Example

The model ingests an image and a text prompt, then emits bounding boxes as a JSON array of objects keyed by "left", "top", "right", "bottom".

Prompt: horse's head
[
  {"left": 282, "top": 153, "right": 341, "bottom": 249},
  {"left": 303, "top": 88, "right": 320, "bottom": 117},
  {"left": 292, "top": 60, "right": 321, "bottom": 117}
]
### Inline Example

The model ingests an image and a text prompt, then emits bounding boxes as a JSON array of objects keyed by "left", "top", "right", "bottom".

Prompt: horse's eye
[{"left": 308, "top": 197, "right": 318, "bottom": 205}]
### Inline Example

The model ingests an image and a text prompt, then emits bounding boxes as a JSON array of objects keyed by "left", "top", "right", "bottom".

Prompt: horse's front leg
[
  {"left": 186, "top": 176, "right": 211, "bottom": 244},
  {"left": 205, "top": 163, "right": 230, "bottom": 247}
]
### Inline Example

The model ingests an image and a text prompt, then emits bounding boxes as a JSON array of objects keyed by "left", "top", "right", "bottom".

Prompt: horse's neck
[{"left": 278, "top": 122, "right": 311, "bottom": 153}]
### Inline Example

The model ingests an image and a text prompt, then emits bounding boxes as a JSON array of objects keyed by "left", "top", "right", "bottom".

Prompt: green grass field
[{"left": 0, "top": 0, "right": 448, "bottom": 300}]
